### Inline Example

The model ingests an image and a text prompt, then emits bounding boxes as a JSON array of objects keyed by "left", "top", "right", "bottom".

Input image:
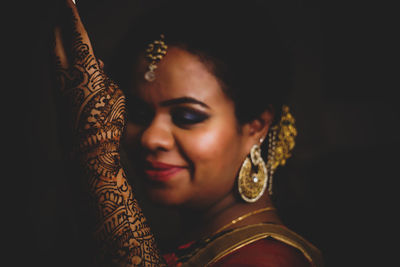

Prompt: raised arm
[{"left": 52, "top": 1, "right": 164, "bottom": 265}]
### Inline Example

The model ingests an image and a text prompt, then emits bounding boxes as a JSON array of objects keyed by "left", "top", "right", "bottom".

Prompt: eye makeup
[
  {"left": 126, "top": 94, "right": 211, "bottom": 128},
  {"left": 170, "top": 106, "right": 210, "bottom": 127}
]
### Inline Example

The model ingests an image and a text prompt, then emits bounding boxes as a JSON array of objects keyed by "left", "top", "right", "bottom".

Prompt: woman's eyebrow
[{"left": 159, "top": 97, "right": 210, "bottom": 109}]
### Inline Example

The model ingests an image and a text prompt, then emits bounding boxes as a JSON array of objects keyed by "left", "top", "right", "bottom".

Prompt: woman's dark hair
[{"left": 109, "top": 0, "right": 293, "bottom": 126}]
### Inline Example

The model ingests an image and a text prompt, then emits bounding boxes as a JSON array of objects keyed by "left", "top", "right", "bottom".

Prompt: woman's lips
[{"left": 144, "top": 161, "right": 186, "bottom": 182}]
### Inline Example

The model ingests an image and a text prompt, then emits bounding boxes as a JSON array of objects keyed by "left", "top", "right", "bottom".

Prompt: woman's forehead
[{"left": 131, "top": 47, "right": 230, "bottom": 106}]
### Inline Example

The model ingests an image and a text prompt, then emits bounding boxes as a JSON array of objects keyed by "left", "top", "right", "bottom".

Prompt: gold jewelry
[
  {"left": 144, "top": 34, "right": 168, "bottom": 82},
  {"left": 213, "top": 207, "right": 276, "bottom": 235},
  {"left": 267, "top": 105, "right": 297, "bottom": 195},
  {"left": 238, "top": 144, "right": 268, "bottom": 203}
]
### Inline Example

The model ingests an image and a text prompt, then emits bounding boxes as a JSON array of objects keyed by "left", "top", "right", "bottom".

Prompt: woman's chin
[{"left": 145, "top": 186, "right": 188, "bottom": 207}]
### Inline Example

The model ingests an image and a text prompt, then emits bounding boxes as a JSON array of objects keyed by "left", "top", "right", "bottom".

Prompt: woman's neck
[{"left": 178, "top": 192, "right": 281, "bottom": 244}]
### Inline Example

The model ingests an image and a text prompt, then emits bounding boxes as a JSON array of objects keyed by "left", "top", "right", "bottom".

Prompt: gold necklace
[{"left": 212, "top": 206, "right": 276, "bottom": 236}]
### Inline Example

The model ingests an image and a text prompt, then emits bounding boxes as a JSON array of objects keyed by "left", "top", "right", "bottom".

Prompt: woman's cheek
[{"left": 183, "top": 123, "right": 240, "bottom": 173}]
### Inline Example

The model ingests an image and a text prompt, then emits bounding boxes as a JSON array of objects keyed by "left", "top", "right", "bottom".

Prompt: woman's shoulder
[
  {"left": 177, "top": 223, "right": 323, "bottom": 267},
  {"left": 210, "top": 237, "right": 311, "bottom": 267}
]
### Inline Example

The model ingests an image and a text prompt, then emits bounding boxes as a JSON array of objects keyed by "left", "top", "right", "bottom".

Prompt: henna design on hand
[{"left": 52, "top": 1, "right": 164, "bottom": 266}]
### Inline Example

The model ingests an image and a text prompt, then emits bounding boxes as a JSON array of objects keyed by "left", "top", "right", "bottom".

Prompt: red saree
[{"left": 163, "top": 223, "right": 323, "bottom": 267}]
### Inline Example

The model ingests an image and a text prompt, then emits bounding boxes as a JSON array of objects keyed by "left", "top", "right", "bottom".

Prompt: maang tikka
[{"left": 144, "top": 34, "right": 168, "bottom": 82}]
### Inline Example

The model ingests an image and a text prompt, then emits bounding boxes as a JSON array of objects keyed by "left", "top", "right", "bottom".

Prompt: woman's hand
[
  {"left": 53, "top": 0, "right": 125, "bottom": 161},
  {"left": 52, "top": 1, "right": 164, "bottom": 266}
]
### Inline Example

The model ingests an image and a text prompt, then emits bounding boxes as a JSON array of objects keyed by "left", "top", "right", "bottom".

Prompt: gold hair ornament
[
  {"left": 144, "top": 34, "right": 168, "bottom": 82},
  {"left": 266, "top": 105, "right": 297, "bottom": 195}
]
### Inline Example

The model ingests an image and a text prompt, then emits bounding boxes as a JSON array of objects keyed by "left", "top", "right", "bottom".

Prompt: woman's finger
[
  {"left": 97, "top": 59, "right": 105, "bottom": 70},
  {"left": 56, "top": 0, "right": 105, "bottom": 96},
  {"left": 53, "top": 26, "right": 69, "bottom": 70},
  {"left": 60, "top": 0, "right": 97, "bottom": 67}
]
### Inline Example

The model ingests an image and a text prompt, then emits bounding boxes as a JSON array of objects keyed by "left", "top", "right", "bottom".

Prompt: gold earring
[{"left": 238, "top": 144, "right": 268, "bottom": 203}]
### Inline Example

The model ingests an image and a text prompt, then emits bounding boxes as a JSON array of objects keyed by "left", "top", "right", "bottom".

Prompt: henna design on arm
[{"left": 53, "top": 1, "right": 164, "bottom": 266}]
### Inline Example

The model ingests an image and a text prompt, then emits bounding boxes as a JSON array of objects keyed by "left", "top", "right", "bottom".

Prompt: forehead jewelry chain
[{"left": 144, "top": 34, "right": 168, "bottom": 82}]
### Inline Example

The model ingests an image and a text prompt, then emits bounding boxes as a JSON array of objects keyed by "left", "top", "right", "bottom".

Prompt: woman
[{"left": 52, "top": 0, "right": 323, "bottom": 266}]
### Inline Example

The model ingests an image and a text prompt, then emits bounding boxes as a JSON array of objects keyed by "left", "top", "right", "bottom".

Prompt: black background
[{"left": 6, "top": 0, "right": 398, "bottom": 266}]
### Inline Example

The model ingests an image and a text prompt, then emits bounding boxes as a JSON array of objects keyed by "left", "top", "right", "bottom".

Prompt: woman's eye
[{"left": 171, "top": 108, "right": 209, "bottom": 127}]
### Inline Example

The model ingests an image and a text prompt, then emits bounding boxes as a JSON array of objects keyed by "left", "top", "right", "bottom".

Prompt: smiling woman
[
  {"left": 124, "top": 47, "right": 247, "bottom": 210},
  {"left": 52, "top": 0, "right": 323, "bottom": 266}
]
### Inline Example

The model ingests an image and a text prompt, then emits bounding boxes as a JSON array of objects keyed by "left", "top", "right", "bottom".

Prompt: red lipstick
[{"left": 144, "top": 161, "right": 185, "bottom": 182}]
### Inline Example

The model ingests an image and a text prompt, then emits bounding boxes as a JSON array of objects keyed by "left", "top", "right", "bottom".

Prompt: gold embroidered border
[{"left": 181, "top": 223, "right": 323, "bottom": 267}]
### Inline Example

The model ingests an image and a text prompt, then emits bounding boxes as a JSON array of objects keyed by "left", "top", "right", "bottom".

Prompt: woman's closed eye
[{"left": 171, "top": 107, "right": 209, "bottom": 127}]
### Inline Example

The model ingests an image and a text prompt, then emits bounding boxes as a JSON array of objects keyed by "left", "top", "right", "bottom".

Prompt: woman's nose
[{"left": 141, "top": 115, "right": 174, "bottom": 152}]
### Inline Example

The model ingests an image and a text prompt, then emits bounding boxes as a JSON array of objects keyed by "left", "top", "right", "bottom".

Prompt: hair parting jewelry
[{"left": 144, "top": 34, "right": 168, "bottom": 82}]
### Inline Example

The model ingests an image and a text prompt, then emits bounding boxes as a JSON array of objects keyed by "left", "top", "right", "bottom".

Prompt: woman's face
[{"left": 124, "top": 47, "right": 256, "bottom": 209}]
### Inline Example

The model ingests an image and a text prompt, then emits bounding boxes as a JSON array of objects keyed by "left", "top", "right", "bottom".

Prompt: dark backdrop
[{"left": 7, "top": 0, "right": 398, "bottom": 266}]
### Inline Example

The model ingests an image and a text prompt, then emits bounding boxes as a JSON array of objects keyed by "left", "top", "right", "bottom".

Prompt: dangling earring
[
  {"left": 266, "top": 128, "right": 277, "bottom": 195},
  {"left": 238, "top": 144, "right": 268, "bottom": 203}
]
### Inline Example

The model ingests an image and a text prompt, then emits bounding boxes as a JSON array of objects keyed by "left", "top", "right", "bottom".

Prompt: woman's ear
[
  {"left": 246, "top": 108, "right": 275, "bottom": 142},
  {"left": 243, "top": 109, "right": 274, "bottom": 151}
]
